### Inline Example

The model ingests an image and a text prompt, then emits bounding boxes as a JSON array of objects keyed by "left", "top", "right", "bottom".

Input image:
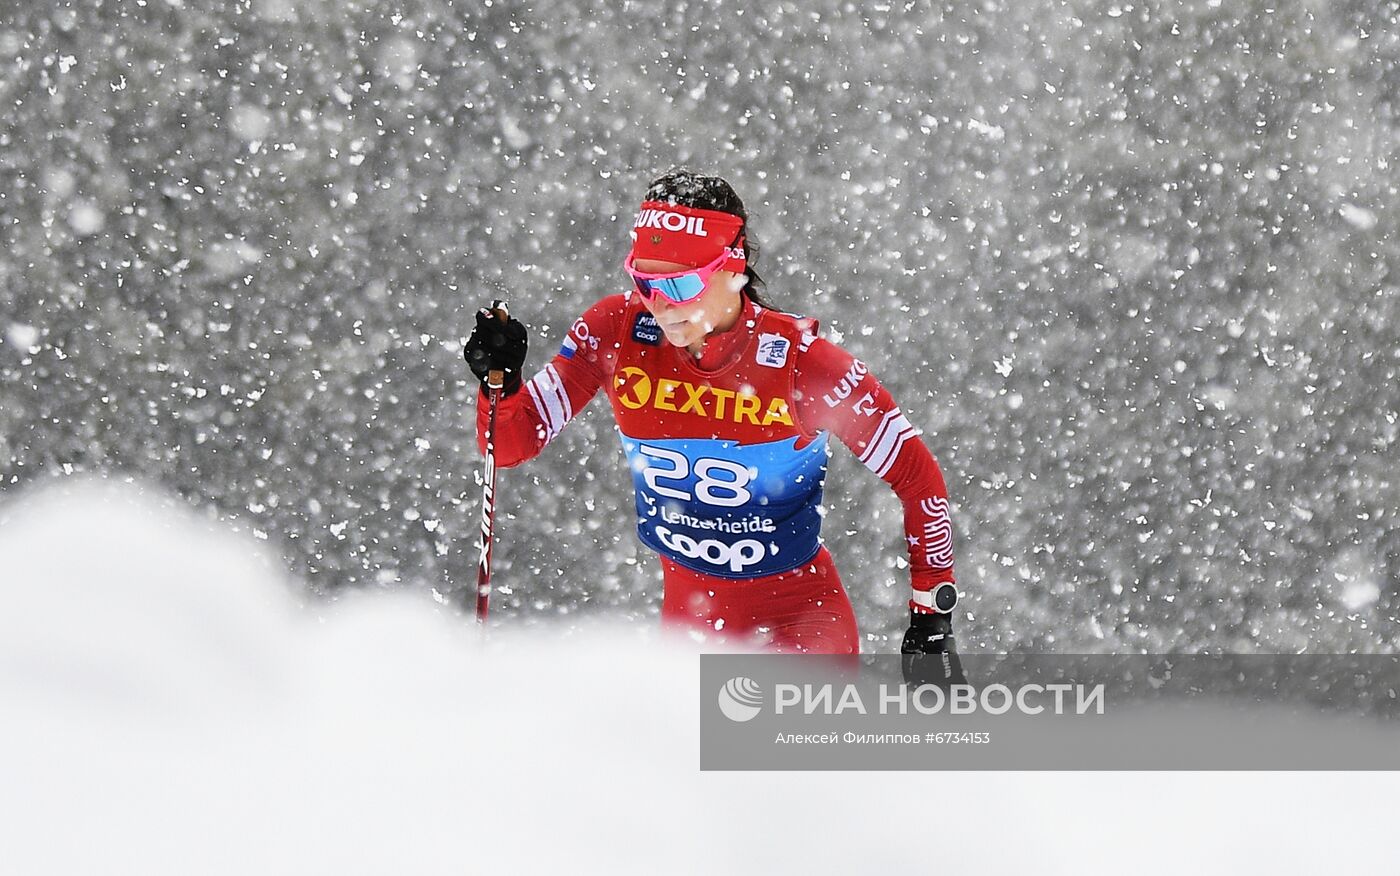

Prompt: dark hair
[{"left": 643, "top": 168, "right": 770, "bottom": 308}]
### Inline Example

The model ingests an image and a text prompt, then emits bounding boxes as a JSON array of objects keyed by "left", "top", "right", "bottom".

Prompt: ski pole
[{"left": 475, "top": 302, "right": 509, "bottom": 622}]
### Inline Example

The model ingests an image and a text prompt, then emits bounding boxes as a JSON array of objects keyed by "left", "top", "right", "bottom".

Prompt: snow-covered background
[{"left": 2, "top": 3, "right": 1397, "bottom": 649}]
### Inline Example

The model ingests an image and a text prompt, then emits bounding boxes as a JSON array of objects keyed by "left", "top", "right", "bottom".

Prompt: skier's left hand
[{"left": 901, "top": 610, "right": 969, "bottom": 689}]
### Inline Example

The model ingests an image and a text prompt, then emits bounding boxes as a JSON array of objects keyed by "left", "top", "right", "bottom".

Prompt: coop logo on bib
[{"left": 655, "top": 525, "right": 766, "bottom": 573}]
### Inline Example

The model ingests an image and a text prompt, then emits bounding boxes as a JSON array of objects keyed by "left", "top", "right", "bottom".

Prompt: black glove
[
  {"left": 463, "top": 301, "right": 527, "bottom": 396},
  {"left": 901, "top": 610, "right": 969, "bottom": 689}
]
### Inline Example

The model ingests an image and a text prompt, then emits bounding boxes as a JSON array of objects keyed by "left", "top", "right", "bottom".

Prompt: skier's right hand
[{"left": 464, "top": 301, "right": 528, "bottom": 396}]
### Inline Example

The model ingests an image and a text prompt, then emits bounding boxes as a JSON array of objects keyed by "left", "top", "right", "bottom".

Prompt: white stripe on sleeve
[
  {"left": 524, "top": 365, "right": 572, "bottom": 444},
  {"left": 859, "top": 409, "right": 915, "bottom": 477}
]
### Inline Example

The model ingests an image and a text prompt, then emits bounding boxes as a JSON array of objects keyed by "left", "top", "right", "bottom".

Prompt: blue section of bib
[{"left": 619, "top": 432, "right": 830, "bottom": 578}]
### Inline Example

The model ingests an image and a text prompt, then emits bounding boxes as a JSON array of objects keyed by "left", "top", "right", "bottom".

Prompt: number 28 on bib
[{"left": 621, "top": 434, "right": 829, "bottom": 578}]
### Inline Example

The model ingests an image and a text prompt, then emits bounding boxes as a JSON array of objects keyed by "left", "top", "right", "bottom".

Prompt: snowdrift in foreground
[{"left": 0, "top": 476, "right": 1389, "bottom": 874}]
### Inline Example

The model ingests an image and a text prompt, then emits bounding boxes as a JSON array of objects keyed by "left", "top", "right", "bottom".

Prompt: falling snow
[{"left": 0, "top": 1, "right": 1397, "bottom": 656}]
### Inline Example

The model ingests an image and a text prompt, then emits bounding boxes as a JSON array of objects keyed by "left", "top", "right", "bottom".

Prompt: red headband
[{"left": 628, "top": 201, "right": 747, "bottom": 272}]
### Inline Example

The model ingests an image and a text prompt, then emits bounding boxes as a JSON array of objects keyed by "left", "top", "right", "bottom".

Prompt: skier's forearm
[
  {"left": 866, "top": 426, "right": 960, "bottom": 616},
  {"left": 475, "top": 382, "right": 548, "bottom": 468},
  {"left": 475, "top": 343, "right": 610, "bottom": 467},
  {"left": 874, "top": 427, "right": 958, "bottom": 610}
]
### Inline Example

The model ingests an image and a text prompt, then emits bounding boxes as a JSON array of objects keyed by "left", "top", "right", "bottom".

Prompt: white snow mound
[{"left": 0, "top": 476, "right": 1389, "bottom": 874}]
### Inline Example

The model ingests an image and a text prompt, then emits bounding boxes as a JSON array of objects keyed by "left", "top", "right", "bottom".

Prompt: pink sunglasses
[{"left": 623, "top": 244, "right": 743, "bottom": 305}]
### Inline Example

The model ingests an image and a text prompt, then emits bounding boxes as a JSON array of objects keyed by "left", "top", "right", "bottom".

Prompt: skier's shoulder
[
  {"left": 752, "top": 304, "right": 823, "bottom": 365},
  {"left": 566, "top": 293, "right": 632, "bottom": 345},
  {"left": 776, "top": 310, "right": 857, "bottom": 380},
  {"left": 576, "top": 292, "right": 631, "bottom": 328},
  {"left": 761, "top": 305, "right": 834, "bottom": 363},
  {"left": 755, "top": 303, "right": 819, "bottom": 339}
]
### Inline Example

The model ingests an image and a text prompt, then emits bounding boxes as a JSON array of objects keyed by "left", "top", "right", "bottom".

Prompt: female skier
[{"left": 464, "top": 169, "right": 964, "bottom": 685}]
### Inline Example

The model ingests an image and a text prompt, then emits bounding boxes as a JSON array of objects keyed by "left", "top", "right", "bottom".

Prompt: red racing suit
[{"left": 477, "top": 293, "right": 955, "bottom": 654}]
